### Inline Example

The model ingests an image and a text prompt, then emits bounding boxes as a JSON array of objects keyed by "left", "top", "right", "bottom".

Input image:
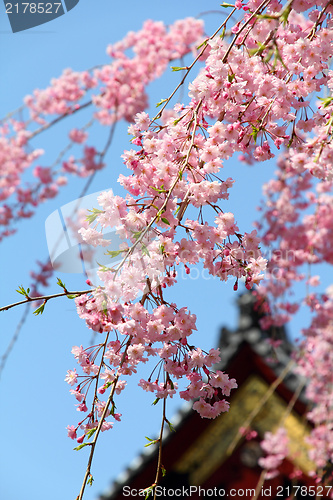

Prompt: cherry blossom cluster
[
  {"left": 255, "top": 152, "right": 333, "bottom": 326},
  {"left": 295, "top": 289, "right": 333, "bottom": 472},
  {"left": 65, "top": 295, "right": 237, "bottom": 446},
  {"left": 0, "top": 18, "right": 204, "bottom": 241},
  {"left": 253, "top": 124, "right": 333, "bottom": 475},
  {"left": 65, "top": 342, "right": 124, "bottom": 442},
  {"left": 258, "top": 427, "right": 289, "bottom": 479}
]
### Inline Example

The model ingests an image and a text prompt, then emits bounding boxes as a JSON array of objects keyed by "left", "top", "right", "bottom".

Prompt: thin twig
[
  {"left": 153, "top": 398, "right": 167, "bottom": 500},
  {"left": 280, "top": 379, "right": 306, "bottom": 427},
  {"left": 0, "top": 303, "right": 29, "bottom": 378},
  {"left": 252, "top": 470, "right": 267, "bottom": 500},
  {"left": 88, "top": 332, "right": 110, "bottom": 428},
  {"left": 77, "top": 336, "right": 133, "bottom": 500},
  {"left": 29, "top": 97, "right": 98, "bottom": 139},
  {"left": 150, "top": 10, "right": 236, "bottom": 123},
  {"left": 113, "top": 101, "right": 202, "bottom": 278},
  {"left": 0, "top": 289, "right": 92, "bottom": 313},
  {"left": 222, "top": 0, "right": 271, "bottom": 64}
]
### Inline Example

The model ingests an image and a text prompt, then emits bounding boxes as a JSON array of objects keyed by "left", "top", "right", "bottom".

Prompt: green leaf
[
  {"left": 287, "top": 135, "right": 294, "bottom": 148},
  {"left": 264, "top": 49, "right": 274, "bottom": 64},
  {"left": 150, "top": 185, "right": 166, "bottom": 193},
  {"left": 132, "top": 230, "right": 143, "bottom": 241},
  {"left": 141, "top": 243, "right": 150, "bottom": 257},
  {"left": 87, "top": 474, "right": 94, "bottom": 487},
  {"left": 86, "top": 208, "right": 104, "bottom": 224},
  {"left": 152, "top": 397, "right": 160, "bottom": 406},
  {"left": 101, "top": 300, "right": 108, "bottom": 316},
  {"left": 248, "top": 42, "right": 266, "bottom": 57},
  {"left": 104, "top": 249, "right": 123, "bottom": 259},
  {"left": 318, "top": 96, "right": 333, "bottom": 109},
  {"left": 145, "top": 436, "right": 155, "bottom": 442},
  {"left": 86, "top": 428, "right": 97, "bottom": 439},
  {"left": 256, "top": 13, "right": 277, "bottom": 19},
  {"left": 56, "top": 278, "right": 66, "bottom": 290},
  {"left": 166, "top": 420, "right": 176, "bottom": 433},
  {"left": 144, "top": 439, "right": 159, "bottom": 447},
  {"left": 161, "top": 218, "right": 170, "bottom": 225},
  {"left": 220, "top": 2, "right": 234, "bottom": 7},
  {"left": 67, "top": 294, "right": 80, "bottom": 299},
  {"left": 326, "top": 115, "right": 333, "bottom": 129},
  {"left": 144, "top": 436, "right": 159, "bottom": 447},
  {"left": 197, "top": 39, "right": 207, "bottom": 50},
  {"left": 110, "top": 402, "right": 117, "bottom": 415},
  {"left": 156, "top": 98, "right": 167, "bottom": 108},
  {"left": 73, "top": 442, "right": 89, "bottom": 451},
  {"left": 280, "top": 4, "right": 291, "bottom": 25},
  {"left": 161, "top": 466, "right": 167, "bottom": 477},
  {"left": 171, "top": 66, "right": 186, "bottom": 72},
  {"left": 33, "top": 302, "right": 45, "bottom": 316},
  {"left": 16, "top": 285, "right": 28, "bottom": 297},
  {"left": 250, "top": 124, "right": 259, "bottom": 144},
  {"left": 97, "top": 262, "right": 114, "bottom": 272}
]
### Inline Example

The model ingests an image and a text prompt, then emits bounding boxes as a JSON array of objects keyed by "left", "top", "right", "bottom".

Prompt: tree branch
[{"left": 0, "top": 289, "right": 93, "bottom": 313}]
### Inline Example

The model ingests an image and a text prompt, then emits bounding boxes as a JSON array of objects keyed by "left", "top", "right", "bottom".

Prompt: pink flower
[
  {"left": 69, "top": 128, "right": 88, "bottom": 143},
  {"left": 76, "top": 402, "right": 88, "bottom": 412},
  {"left": 69, "top": 389, "right": 84, "bottom": 402},
  {"left": 101, "top": 421, "right": 113, "bottom": 432},
  {"left": 66, "top": 425, "right": 77, "bottom": 440},
  {"left": 64, "top": 369, "right": 78, "bottom": 386}
]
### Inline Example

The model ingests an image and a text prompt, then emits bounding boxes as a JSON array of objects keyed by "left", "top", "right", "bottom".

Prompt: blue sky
[{"left": 1, "top": 2, "right": 332, "bottom": 500}]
